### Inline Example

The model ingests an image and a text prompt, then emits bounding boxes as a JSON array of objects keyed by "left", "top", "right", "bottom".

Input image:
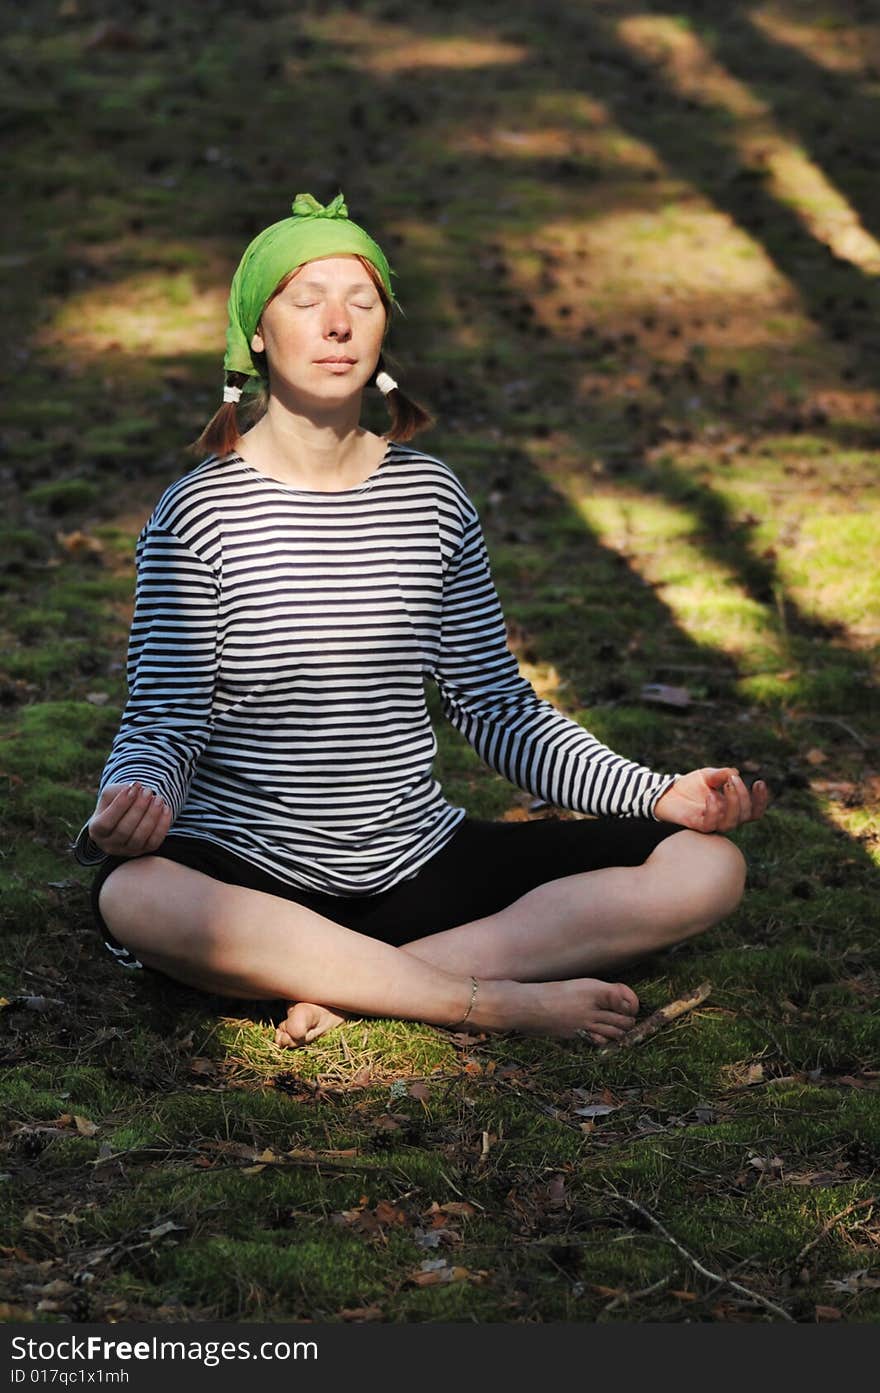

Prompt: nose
[{"left": 324, "top": 299, "right": 352, "bottom": 341}]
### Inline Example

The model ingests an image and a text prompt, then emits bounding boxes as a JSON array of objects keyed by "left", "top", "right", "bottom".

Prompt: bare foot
[
  {"left": 472, "top": 977, "right": 640, "bottom": 1044},
  {"left": 274, "top": 1001, "right": 352, "bottom": 1048}
]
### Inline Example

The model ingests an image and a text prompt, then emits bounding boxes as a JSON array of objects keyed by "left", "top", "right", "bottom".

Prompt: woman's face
[{"left": 250, "top": 254, "right": 387, "bottom": 404}]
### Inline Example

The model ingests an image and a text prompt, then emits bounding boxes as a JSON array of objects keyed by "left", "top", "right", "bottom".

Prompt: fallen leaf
[
  {"left": 189, "top": 1057, "right": 216, "bottom": 1076},
  {"left": 338, "top": 1306, "right": 383, "bottom": 1321},
  {"left": 408, "top": 1082, "right": 430, "bottom": 1102},
  {"left": 145, "top": 1221, "right": 186, "bottom": 1241},
  {"left": 574, "top": 1103, "right": 618, "bottom": 1118},
  {"left": 547, "top": 1174, "right": 567, "bottom": 1209},
  {"left": 22, "top": 1211, "right": 54, "bottom": 1232},
  {"left": 641, "top": 683, "right": 691, "bottom": 708},
  {"left": 805, "top": 748, "right": 828, "bottom": 766},
  {"left": 748, "top": 1155, "right": 784, "bottom": 1174},
  {"left": 30, "top": 1280, "right": 73, "bottom": 1298},
  {"left": 814, "top": 1305, "right": 842, "bottom": 1322},
  {"left": 373, "top": 1200, "right": 407, "bottom": 1228},
  {"left": 73, "top": 1116, "right": 98, "bottom": 1137}
]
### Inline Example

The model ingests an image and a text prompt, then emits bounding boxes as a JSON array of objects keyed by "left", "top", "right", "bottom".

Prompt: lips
[{"left": 315, "top": 356, "right": 356, "bottom": 364}]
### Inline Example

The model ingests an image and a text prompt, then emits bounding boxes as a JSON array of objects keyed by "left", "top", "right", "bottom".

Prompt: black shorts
[{"left": 91, "top": 815, "right": 685, "bottom": 972}]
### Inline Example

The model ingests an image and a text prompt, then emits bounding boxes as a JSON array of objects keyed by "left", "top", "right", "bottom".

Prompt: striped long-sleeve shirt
[{"left": 71, "top": 442, "right": 677, "bottom": 893}]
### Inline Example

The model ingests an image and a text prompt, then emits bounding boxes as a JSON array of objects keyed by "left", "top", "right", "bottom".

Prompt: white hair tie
[
  {"left": 223, "top": 384, "right": 243, "bottom": 403},
  {"left": 375, "top": 371, "right": 398, "bottom": 396}
]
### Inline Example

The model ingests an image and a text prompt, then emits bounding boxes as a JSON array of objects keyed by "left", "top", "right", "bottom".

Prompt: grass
[{"left": 1, "top": 0, "right": 878, "bottom": 1326}]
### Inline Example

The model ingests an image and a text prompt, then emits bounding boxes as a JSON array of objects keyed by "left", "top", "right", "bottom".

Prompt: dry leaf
[
  {"left": 547, "top": 1174, "right": 567, "bottom": 1209},
  {"left": 73, "top": 1116, "right": 98, "bottom": 1137},
  {"left": 33, "top": 1280, "right": 74, "bottom": 1298},
  {"left": 189, "top": 1057, "right": 216, "bottom": 1076},
  {"left": 55, "top": 529, "right": 105, "bottom": 558},
  {"left": 145, "top": 1221, "right": 186, "bottom": 1241},
  {"left": 814, "top": 1305, "right": 842, "bottom": 1321},
  {"left": 641, "top": 683, "right": 691, "bottom": 708},
  {"left": 22, "top": 1211, "right": 54, "bottom": 1232},
  {"left": 339, "top": 1306, "right": 383, "bottom": 1322},
  {"left": 408, "top": 1082, "right": 430, "bottom": 1102},
  {"left": 373, "top": 1200, "right": 407, "bottom": 1228},
  {"left": 805, "top": 748, "right": 828, "bottom": 766}
]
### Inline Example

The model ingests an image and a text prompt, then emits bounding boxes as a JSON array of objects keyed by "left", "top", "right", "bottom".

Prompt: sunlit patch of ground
[
  {"left": 751, "top": 3, "right": 880, "bottom": 75},
  {"left": 300, "top": 12, "right": 529, "bottom": 75},
  {"left": 37, "top": 264, "right": 229, "bottom": 360},
  {"left": 618, "top": 12, "right": 880, "bottom": 275},
  {"left": 500, "top": 202, "right": 813, "bottom": 357}
]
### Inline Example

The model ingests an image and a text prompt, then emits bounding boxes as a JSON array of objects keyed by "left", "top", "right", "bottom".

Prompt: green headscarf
[{"left": 223, "top": 192, "right": 397, "bottom": 389}]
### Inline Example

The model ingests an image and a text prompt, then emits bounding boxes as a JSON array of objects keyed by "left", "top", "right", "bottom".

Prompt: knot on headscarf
[
  {"left": 223, "top": 190, "right": 397, "bottom": 386},
  {"left": 291, "top": 191, "right": 349, "bottom": 220}
]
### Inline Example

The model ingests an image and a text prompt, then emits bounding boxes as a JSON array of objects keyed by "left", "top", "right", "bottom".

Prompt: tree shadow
[{"left": 676, "top": 0, "right": 880, "bottom": 249}]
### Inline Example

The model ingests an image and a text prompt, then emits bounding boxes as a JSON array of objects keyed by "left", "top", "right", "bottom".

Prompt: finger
[
  {"left": 729, "top": 773, "right": 752, "bottom": 826},
  {"left": 719, "top": 777, "right": 741, "bottom": 831},
  {"left": 703, "top": 766, "right": 738, "bottom": 792},
  {"left": 97, "top": 783, "right": 135, "bottom": 813},
  {"left": 141, "top": 800, "right": 174, "bottom": 853},
  {"left": 113, "top": 785, "right": 165, "bottom": 848},
  {"left": 91, "top": 782, "right": 141, "bottom": 838},
  {"left": 110, "top": 784, "right": 155, "bottom": 842},
  {"left": 125, "top": 791, "right": 171, "bottom": 851},
  {"left": 747, "top": 779, "right": 770, "bottom": 822}
]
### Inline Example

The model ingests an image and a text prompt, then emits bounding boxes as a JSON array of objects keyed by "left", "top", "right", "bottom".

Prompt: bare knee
[
  {"left": 98, "top": 857, "right": 182, "bottom": 955},
  {"left": 647, "top": 830, "right": 746, "bottom": 942}
]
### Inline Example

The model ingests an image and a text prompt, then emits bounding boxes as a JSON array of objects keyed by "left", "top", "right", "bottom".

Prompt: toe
[
  {"left": 589, "top": 1023, "right": 626, "bottom": 1042},
  {"left": 593, "top": 1009, "right": 636, "bottom": 1031},
  {"left": 613, "top": 984, "right": 639, "bottom": 1015}
]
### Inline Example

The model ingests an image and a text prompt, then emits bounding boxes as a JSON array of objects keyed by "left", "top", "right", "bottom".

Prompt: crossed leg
[{"left": 278, "top": 829, "right": 744, "bottom": 1044}]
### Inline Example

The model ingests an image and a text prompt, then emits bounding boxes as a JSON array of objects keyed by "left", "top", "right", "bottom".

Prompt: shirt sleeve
[
  {"left": 70, "top": 523, "right": 220, "bottom": 866},
  {"left": 430, "top": 504, "right": 678, "bottom": 819}
]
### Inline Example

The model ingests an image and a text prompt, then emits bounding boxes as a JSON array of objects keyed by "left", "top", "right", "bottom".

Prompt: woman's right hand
[{"left": 88, "top": 782, "right": 174, "bottom": 857}]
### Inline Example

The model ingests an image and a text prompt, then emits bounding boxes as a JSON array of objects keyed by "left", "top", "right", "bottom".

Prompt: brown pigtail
[
  {"left": 374, "top": 354, "right": 434, "bottom": 443},
  {"left": 190, "top": 372, "right": 263, "bottom": 457}
]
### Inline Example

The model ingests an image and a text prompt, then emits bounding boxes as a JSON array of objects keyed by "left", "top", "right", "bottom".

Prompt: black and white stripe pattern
[{"left": 72, "top": 443, "right": 676, "bottom": 894}]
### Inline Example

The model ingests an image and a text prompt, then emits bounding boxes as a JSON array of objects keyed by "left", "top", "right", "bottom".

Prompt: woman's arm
[
  {"left": 71, "top": 522, "right": 220, "bottom": 864},
  {"left": 431, "top": 504, "right": 677, "bottom": 819}
]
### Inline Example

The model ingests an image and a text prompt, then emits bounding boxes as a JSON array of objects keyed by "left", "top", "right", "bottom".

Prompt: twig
[
  {"left": 599, "top": 981, "right": 712, "bottom": 1054},
  {"left": 608, "top": 1190, "right": 794, "bottom": 1322},
  {"left": 794, "top": 1194, "right": 878, "bottom": 1268},
  {"left": 599, "top": 1273, "right": 673, "bottom": 1316}
]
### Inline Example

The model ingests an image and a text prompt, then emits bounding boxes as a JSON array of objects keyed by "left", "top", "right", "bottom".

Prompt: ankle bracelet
[{"left": 447, "top": 976, "right": 479, "bottom": 1030}]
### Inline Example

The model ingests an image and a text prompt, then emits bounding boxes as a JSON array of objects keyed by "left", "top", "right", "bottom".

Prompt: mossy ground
[{"left": 1, "top": 0, "right": 878, "bottom": 1325}]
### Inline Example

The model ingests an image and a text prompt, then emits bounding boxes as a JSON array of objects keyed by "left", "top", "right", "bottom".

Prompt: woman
[{"left": 72, "top": 192, "right": 768, "bottom": 1048}]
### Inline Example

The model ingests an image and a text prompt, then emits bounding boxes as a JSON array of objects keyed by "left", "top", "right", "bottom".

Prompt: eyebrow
[{"left": 291, "top": 280, "right": 378, "bottom": 294}]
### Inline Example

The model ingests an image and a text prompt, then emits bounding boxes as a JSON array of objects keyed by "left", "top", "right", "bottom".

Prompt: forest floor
[{"left": 1, "top": 0, "right": 878, "bottom": 1324}]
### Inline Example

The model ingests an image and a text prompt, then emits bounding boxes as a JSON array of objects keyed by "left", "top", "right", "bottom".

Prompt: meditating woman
[{"left": 72, "top": 192, "right": 768, "bottom": 1048}]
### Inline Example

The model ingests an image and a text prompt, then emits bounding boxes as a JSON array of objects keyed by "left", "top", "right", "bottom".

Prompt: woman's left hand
[{"left": 653, "top": 767, "right": 769, "bottom": 833}]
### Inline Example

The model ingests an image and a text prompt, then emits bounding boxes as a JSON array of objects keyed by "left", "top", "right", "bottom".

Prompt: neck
[{"left": 237, "top": 392, "right": 385, "bottom": 491}]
